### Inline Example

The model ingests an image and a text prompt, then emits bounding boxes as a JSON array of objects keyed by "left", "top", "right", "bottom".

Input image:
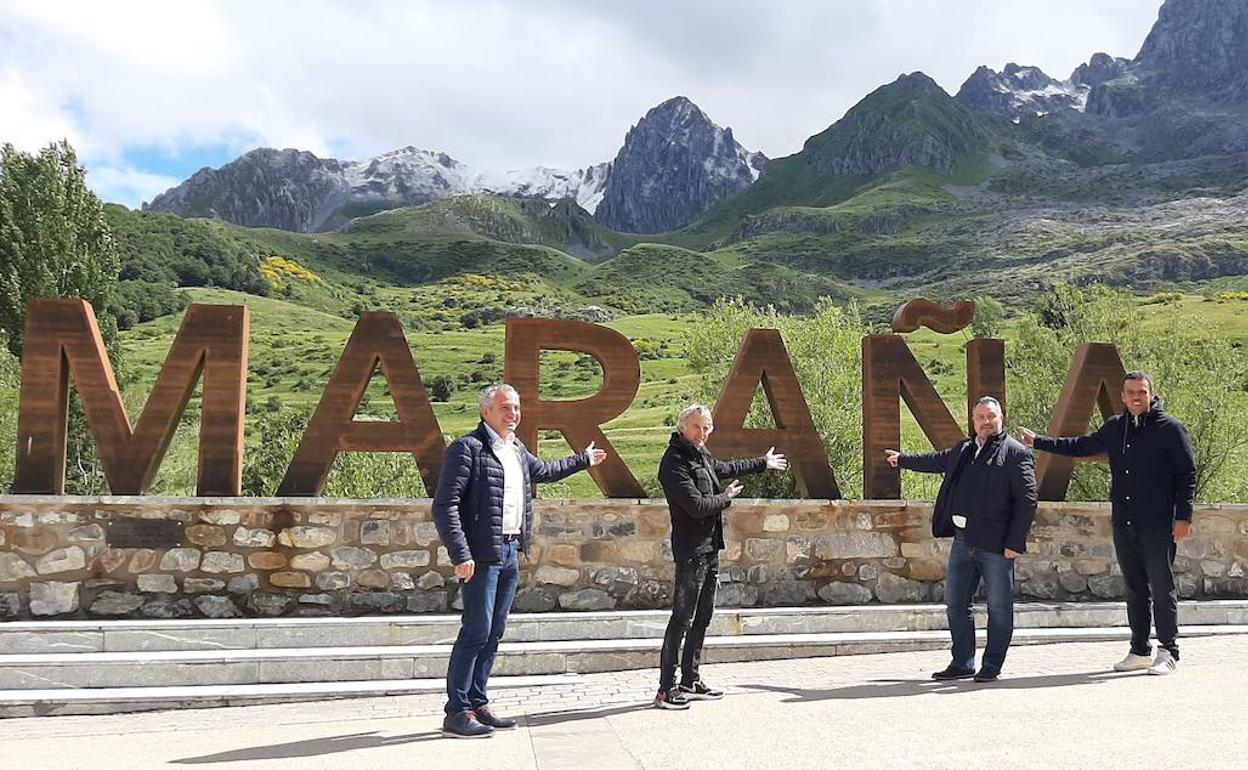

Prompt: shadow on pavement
[
  {"left": 741, "top": 669, "right": 1134, "bottom": 702},
  {"left": 171, "top": 703, "right": 654, "bottom": 763},
  {"left": 171, "top": 731, "right": 445, "bottom": 764}
]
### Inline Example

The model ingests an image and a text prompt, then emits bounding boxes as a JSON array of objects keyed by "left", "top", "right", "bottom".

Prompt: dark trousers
[
  {"left": 445, "top": 539, "right": 519, "bottom": 715},
  {"left": 944, "top": 533, "right": 1015, "bottom": 673},
  {"left": 1113, "top": 524, "right": 1179, "bottom": 659},
  {"left": 658, "top": 551, "right": 719, "bottom": 691}
]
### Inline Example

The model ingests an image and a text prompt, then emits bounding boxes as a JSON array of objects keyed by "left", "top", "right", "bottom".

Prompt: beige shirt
[{"left": 485, "top": 424, "right": 524, "bottom": 535}]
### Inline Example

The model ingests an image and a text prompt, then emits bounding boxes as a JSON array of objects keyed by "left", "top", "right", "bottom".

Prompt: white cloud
[
  {"left": 0, "top": 0, "right": 1167, "bottom": 201},
  {"left": 85, "top": 165, "right": 181, "bottom": 210}
]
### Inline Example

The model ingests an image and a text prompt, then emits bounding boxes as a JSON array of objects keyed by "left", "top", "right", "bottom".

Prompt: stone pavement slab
[{"left": 0, "top": 635, "right": 1244, "bottom": 769}]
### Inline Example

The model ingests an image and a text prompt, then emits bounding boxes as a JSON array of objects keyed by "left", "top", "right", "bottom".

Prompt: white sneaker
[
  {"left": 1148, "top": 649, "right": 1178, "bottom": 676},
  {"left": 1113, "top": 653, "right": 1152, "bottom": 672}
]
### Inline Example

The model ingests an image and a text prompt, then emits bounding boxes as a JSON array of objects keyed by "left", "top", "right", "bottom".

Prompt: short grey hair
[
  {"left": 676, "top": 404, "right": 713, "bottom": 431},
  {"left": 478, "top": 383, "right": 519, "bottom": 409},
  {"left": 975, "top": 396, "right": 1003, "bottom": 415}
]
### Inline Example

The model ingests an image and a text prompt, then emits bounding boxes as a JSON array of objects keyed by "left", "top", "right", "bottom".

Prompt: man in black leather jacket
[{"left": 653, "top": 404, "right": 788, "bottom": 709}]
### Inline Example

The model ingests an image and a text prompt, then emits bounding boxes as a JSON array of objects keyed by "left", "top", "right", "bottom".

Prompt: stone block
[
  {"left": 618, "top": 540, "right": 656, "bottom": 562},
  {"left": 30, "top": 581, "right": 80, "bottom": 616},
  {"left": 278, "top": 526, "right": 338, "bottom": 549},
  {"left": 13, "top": 529, "right": 57, "bottom": 555},
  {"left": 184, "top": 578, "right": 225, "bottom": 594},
  {"left": 814, "top": 532, "right": 898, "bottom": 560},
  {"left": 623, "top": 579, "right": 673, "bottom": 610},
  {"left": 249, "top": 552, "right": 288, "bottom": 570},
  {"left": 186, "top": 525, "right": 227, "bottom": 547},
  {"left": 763, "top": 514, "right": 790, "bottom": 532},
  {"left": 417, "top": 570, "right": 444, "bottom": 589},
  {"left": 346, "top": 592, "right": 404, "bottom": 613},
  {"left": 0, "top": 553, "right": 36, "bottom": 581},
  {"left": 128, "top": 549, "right": 159, "bottom": 573},
  {"left": 137, "top": 574, "right": 177, "bottom": 593},
  {"left": 580, "top": 540, "right": 616, "bottom": 562},
  {"left": 88, "top": 590, "right": 144, "bottom": 616},
  {"left": 1088, "top": 574, "right": 1125, "bottom": 599},
  {"left": 196, "top": 595, "right": 243, "bottom": 618},
  {"left": 270, "top": 572, "right": 312, "bottom": 589},
  {"left": 199, "top": 510, "right": 242, "bottom": 525},
  {"left": 68, "top": 524, "right": 105, "bottom": 542},
  {"left": 874, "top": 572, "right": 926, "bottom": 603},
  {"left": 1058, "top": 572, "right": 1088, "bottom": 593},
  {"left": 316, "top": 572, "right": 350, "bottom": 590},
  {"left": 593, "top": 566, "right": 639, "bottom": 590},
  {"left": 0, "top": 592, "right": 20, "bottom": 617},
  {"left": 762, "top": 581, "right": 816, "bottom": 606},
  {"left": 290, "top": 552, "right": 331, "bottom": 571},
  {"left": 357, "top": 570, "right": 391, "bottom": 589},
  {"left": 407, "top": 590, "right": 448, "bottom": 613},
  {"left": 360, "top": 520, "right": 390, "bottom": 545},
  {"left": 308, "top": 512, "right": 342, "bottom": 526},
  {"left": 535, "top": 565, "right": 581, "bottom": 586},
  {"left": 907, "top": 559, "right": 944, "bottom": 581},
  {"left": 412, "top": 522, "right": 439, "bottom": 546},
  {"left": 558, "top": 588, "right": 615, "bottom": 610},
  {"left": 202, "top": 552, "right": 245, "bottom": 574},
  {"left": 391, "top": 572, "right": 415, "bottom": 590},
  {"left": 746, "top": 538, "right": 784, "bottom": 561},
  {"left": 228, "top": 573, "right": 260, "bottom": 594},
  {"left": 159, "top": 548, "right": 202, "bottom": 573},
  {"left": 331, "top": 546, "right": 377, "bottom": 570},
  {"left": 715, "top": 583, "right": 759, "bottom": 607},
  {"left": 379, "top": 550, "right": 430, "bottom": 570},
  {"left": 36, "top": 546, "right": 85, "bottom": 575},
  {"left": 817, "top": 581, "right": 873, "bottom": 605},
  {"left": 248, "top": 592, "right": 294, "bottom": 616},
  {"left": 233, "top": 527, "right": 276, "bottom": 549},
  {"left": 142, "top": 599, "right": 195, "bottom": 618}
]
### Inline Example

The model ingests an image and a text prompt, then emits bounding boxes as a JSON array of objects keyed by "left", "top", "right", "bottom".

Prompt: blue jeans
[
  {"left": 944, "top": 534, "right": 1015, "bottom": 673},
  {"left": 445, "top": 539, "right": 519, "bottom": 715}
]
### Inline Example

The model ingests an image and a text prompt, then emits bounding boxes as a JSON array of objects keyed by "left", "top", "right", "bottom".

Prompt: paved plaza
[{"left": 0, "top": 635, "right": 1244, "bottom": 769}]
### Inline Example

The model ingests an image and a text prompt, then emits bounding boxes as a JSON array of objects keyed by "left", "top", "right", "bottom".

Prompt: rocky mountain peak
[
  {"left": 1134, "top": 0, "right": 1248, "bottom": 98},
  {"left": 593, "top": 96, "right": 766, "bottom": 234},
  {"left": 1069, "top": 52, "right": 1133, "bottom": 89},
  {"left": 804, "top": 72, "right": 989, "bottom": 177},
  {"left": 956, "top": 63, "right": 1086, "bottom": 119}
]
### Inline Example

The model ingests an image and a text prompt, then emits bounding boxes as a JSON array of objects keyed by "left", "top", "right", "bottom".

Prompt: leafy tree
[
  {"left": 971, "top": 296, "right": 1005, "bottom": 338},
  {"left": 0, "top": 141, "right": 120, "bottom": 356},
  {"left": 1009, "top": 284, "right": 1248, "bottom": 502},
  {"left": 0, "top": 141, "right": 122, "bottom": 493}
]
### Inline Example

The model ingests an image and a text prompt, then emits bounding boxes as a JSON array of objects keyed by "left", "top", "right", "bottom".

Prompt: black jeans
[
  {"left": 1114, "top": 524, "right": 1179, "bottom": 659},
  {"left": 659, "top": 551, "right": 719, "bottom": 691}
]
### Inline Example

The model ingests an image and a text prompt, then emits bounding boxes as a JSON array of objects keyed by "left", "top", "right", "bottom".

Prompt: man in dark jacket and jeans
[
  {"left": 886, "top": 396, "right": 1037, "bottom": 683},
  {"left": 1022, "top": 371, "right": 1197, "bottom": 676},
  {"left": 654, "top": 404, "right": 789, "bottom": 709},
  {"left": 434, "top": 383, "right": 606, "bottom": 737}
]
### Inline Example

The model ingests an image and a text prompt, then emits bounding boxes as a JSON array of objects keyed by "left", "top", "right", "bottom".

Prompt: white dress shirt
[{"left": 483, "top": 423, "right": 525, "bottom": 535}]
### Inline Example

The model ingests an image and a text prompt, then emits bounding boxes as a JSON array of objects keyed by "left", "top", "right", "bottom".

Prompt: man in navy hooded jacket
[
  {"left": 1023, "top": 371, "right": 1197, "bottom": 676},
  {"left": 434, "top": 383, "right": 606, "bottom": 738}
]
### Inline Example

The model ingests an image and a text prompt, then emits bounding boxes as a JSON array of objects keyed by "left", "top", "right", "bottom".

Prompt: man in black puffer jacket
[
  {"left": 1023, "top": 371, "right": 1197, "bottom": 676},
  {"left": 434, "top": 383, "right": 605, "bottom": 738},
  {"left": 887, "top": 396, "right": 1037, "bottom": 683},
  {"left": 653, "top": 404, "right": 789, "bottom": 709}
]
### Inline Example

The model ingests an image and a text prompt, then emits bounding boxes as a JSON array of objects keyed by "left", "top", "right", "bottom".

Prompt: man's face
[
  {"left": 973, "top": 403, "right": 1003, "bottom": 441},
  {"left": 482, "top": 390, "right": 521, "bottom": 437},
  {"left": 1122, "top": 378, "right": 1152, "bottom": 416},
  {"left": 681, "top": 412, "right": 713, "bottom": 448}
]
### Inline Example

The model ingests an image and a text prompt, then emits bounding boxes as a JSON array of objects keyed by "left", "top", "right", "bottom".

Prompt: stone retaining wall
[{"left": 1, "top": 497, "right": 1246, "bottom": 619}]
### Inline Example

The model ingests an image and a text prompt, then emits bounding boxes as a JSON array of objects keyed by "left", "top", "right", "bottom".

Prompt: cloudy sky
[{"left": 0, "top": 0, "right": 1164, "bottom": 208}]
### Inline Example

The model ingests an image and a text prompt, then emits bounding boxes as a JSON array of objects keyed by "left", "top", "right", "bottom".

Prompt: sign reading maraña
[{"left": 11, "top": 299, "right": 1128, "bottom": 501}]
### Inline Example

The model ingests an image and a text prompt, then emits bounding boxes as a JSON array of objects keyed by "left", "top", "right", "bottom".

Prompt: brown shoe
[{"left": 472, "top": 706, "right": 517, "bottom": 730}]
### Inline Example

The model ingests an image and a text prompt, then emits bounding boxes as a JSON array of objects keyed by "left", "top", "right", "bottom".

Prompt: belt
[{"left": 502, "top": 533, "right": 520, "bottom": 543}]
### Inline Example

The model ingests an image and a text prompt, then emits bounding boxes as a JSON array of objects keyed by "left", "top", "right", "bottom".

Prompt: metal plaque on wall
[{"left": 105, "top": 518, "right": 185, "bottom": 549}]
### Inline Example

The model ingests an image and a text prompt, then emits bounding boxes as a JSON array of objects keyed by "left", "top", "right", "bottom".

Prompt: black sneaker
[
  {"left": 442, "top": 710, "right": 494, "bottom": 738},
  {"left": 654, "top": 687, "right": 691, "bottom": 710},
  {"left": 973, "top": 668, "right": 1001, "bottom": 683},
  {"left": 678, "top": 680, "right": 724, "bottom": 700},
  {"left": 931, "top": 666, "right": 976, "bottom": 681},
  {"left": 472, "top": 706, "right": 517, "bottom": 730}
]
